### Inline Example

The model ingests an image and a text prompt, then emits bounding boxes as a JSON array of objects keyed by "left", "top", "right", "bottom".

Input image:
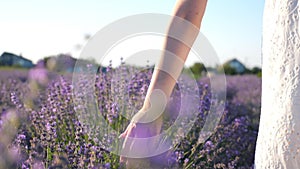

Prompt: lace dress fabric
[{"left": 255, "top": 0, "right": 300, "bottom": 168}]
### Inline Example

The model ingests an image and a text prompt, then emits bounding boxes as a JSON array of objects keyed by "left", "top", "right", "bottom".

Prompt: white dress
[{"left": 255, "top": 0, "right": 300, "bottom": 168}]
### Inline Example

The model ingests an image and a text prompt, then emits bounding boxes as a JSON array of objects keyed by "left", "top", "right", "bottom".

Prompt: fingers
[
  {"left": 122, "top": 126, "right": 151, "bottom": 168},
  {"left": 119, "top": 122, "right": 137, "bottom": 163},
  {"left": 119, "top": 156, "right": 126, "bottom": 164},
  {"left": 119, "top": 118, "right": 164, "bottom": 167},
  {"left": 119, "top": 122, "right": 136, "bottom": 138}
]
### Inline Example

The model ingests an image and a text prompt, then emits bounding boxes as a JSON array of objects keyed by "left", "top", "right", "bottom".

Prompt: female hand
[{"left": 119, "top": 107, "right": 163, "bottom": 168}]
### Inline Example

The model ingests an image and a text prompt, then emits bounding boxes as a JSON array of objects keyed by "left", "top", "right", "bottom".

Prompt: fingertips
[
  {"left": 119, "top": 132, "right": 125, "bottom": 138},
  {"left": 132, "top": 123, "right": 136, "bottom": 128},
  {"left": 119, "top": 156, "right": 127, "bottom": 163},
  {"left": 119, "top": 122, "right": 137, "bottom": 139}
]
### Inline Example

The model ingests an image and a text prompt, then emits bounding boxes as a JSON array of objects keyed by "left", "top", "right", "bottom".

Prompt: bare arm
[
  {"left": 142, "top": 0, "right": 208, "bottom": 112},
  {"left": 120, "top": 0, "right": 208, "bottom": 167}
]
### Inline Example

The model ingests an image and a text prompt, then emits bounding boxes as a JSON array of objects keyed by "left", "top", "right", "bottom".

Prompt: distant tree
[
  {"left": 244, "top": 68, "right": 252, "bottom": 74},
  {"left": 189, "top": 62, "right": 206, "bottom": 79},
  {"left": 251, "top": 67, "right": 262, "bottom": 74},
  {"left": 218, "top": 64, "right": 237, "bottom": 75},
  {"left": 257, "top": 71, "right": 262, "bottom": 78}
]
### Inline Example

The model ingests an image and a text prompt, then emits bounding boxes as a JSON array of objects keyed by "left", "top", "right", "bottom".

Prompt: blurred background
[
  {"left": 0, "top": 0, "right": 264, "bottom": 67},
  {"left": 0, "top": 1, "right": 264, "bottom": 168}
]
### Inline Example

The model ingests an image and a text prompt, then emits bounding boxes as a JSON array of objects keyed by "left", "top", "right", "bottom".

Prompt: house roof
[
  {"left": 224, "top": 58, "right": 244, "bottom": 65},
  {"left": 0, "top": 52, "right": 33, "bottom": 63}
]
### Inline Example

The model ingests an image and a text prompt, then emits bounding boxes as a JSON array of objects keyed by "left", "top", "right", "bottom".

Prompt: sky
[{"left": 0, "top": 0, "right": 265, "bottom": 68}]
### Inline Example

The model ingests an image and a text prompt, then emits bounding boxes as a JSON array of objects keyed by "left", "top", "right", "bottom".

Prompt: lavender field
[{"left": 0, "top": 65, "right": 261, "bottom": 169}]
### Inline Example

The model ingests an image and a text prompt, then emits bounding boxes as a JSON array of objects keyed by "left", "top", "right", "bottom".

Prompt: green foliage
[
  {"left": 219, "top": 64, "right": 238, "bottom": 75},
  {"left": 257, "top": 71, "right": 262, "bottom": 78},
  {"left": 250, "top": 67, "right": 262, "bottom": 78},
  {"left": 251, "top": 67, "right": 261, "bottom": 74},
  {"left": 218, "top": 62, "right": 262, "bottom": 76},
  {"left": 189, "top": 62, "right": 206, "bottom": 79}
]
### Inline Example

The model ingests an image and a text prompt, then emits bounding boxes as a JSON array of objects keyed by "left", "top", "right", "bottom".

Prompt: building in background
[
  {"left": 0, "top": 52, "right": 34, "bottom": 68},
  {"left": 220, "top": 58, "right": 247, "bottom": 75}
]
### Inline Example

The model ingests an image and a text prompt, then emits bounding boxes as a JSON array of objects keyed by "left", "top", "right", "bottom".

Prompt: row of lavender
[{"left": 0, "top": 66, "right": 261, "bottom": 168}]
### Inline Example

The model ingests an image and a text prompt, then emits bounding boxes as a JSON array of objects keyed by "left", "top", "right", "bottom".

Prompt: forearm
[{"left": 142, "top": 0, "right": 208, "bottom": 109}]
